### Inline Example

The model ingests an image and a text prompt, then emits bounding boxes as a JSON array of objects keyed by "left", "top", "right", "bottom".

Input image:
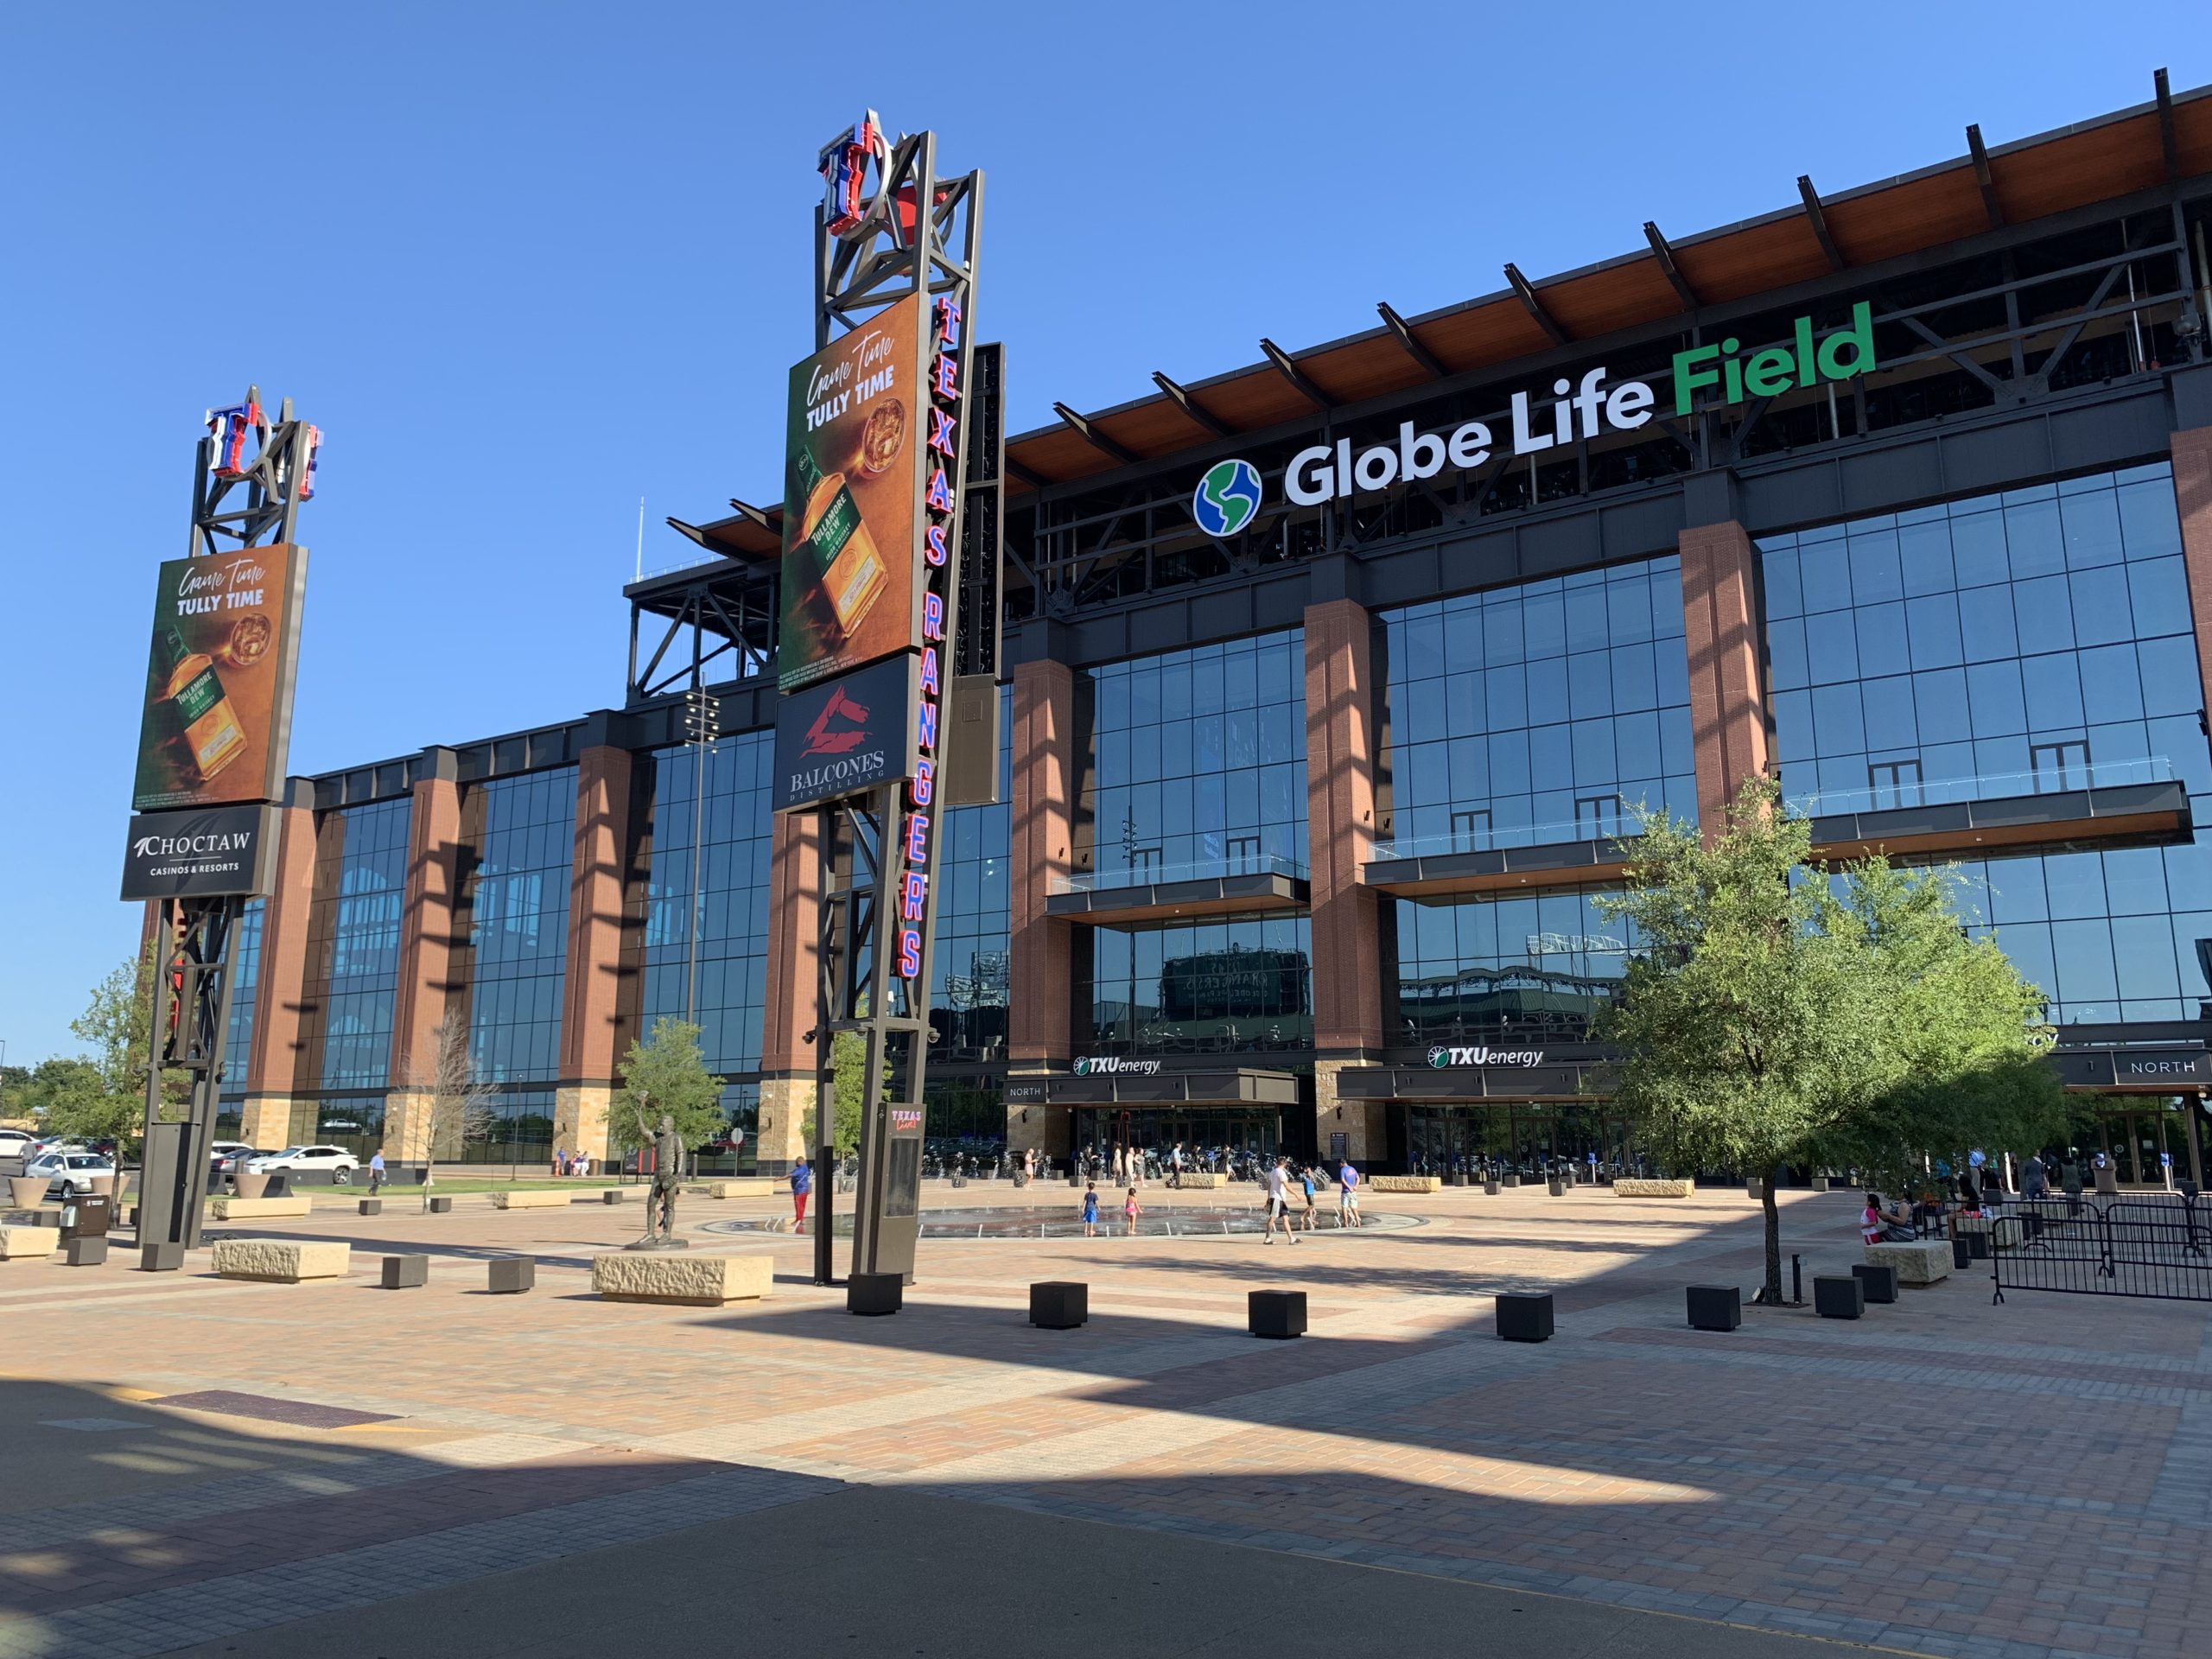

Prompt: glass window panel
[
  {"left": 2060, "top": 489, "right": 2125, "bottom": 569},
  {"left": 1848, "top": 531, "right": 1904, "bottom": 603},
  {"left": 2004, "top": 499, "right": 2065, "bottom": 578}
]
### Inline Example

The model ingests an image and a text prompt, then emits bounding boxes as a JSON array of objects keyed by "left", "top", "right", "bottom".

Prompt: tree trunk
[{"left": 1760, "top": 1172, "right": 1783, "bottom": 1304}]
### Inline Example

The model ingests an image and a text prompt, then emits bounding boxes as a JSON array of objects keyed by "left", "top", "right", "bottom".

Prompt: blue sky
[{"left": 1, "top": 2, "right": 2204, "bottom": 1065}]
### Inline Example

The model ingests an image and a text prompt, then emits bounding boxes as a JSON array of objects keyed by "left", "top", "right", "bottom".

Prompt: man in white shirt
[{"left": 1263, "top": 1158, "right": 1299, "bottom": 1245}]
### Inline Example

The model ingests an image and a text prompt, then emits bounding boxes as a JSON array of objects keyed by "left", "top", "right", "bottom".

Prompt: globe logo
[
  {"left": 1192, "top": 458, "right": 1262, "bottom": 538},
  {"left": 1427, "top": 1045, "right": 1451, "bottom": 1069},
  {"left": 1073, "top": 1057, "right": 1092, "bottom": 1077}
]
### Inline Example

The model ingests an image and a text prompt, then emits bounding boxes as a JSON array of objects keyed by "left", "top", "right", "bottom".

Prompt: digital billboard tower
[
  {"left": 772, "top": 116, "right": 983, "bottom": 1294},
  {"left": 124, "top": 388, "right": 318, "bottom": 1265}
]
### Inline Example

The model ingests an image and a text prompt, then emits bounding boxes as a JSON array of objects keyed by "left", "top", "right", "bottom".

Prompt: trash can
[{"left": 60, "top": 1194, "right": 114, "bottom": 1242}]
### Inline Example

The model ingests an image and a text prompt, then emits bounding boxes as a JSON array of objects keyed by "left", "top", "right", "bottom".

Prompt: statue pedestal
[{"left": 623, "top": 1235, "right": 690, "bottom": 1252}]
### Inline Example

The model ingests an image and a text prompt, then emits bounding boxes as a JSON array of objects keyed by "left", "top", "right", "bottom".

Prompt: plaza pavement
[{"left": 1, "top": 1179, "right": 2207, "bottom": 1658}]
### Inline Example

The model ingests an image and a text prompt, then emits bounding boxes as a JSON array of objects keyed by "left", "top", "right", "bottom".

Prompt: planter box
[
  {"left": 0, "top": 1224, "right": 61, "bottom": 1259},
  {"left": 1497, "top": 1292, "right": 1554, "bottom": 1342},
  {"left": 1866, "top": 1240, "right": 1952, "bottom": 1286},
  {"left": 490, "top": 1190, "right": 572, "bottom": 1210},
  {"left": 1029, "top": 1281, "right": 1088, "bottom": 1329},
  {"left": 1685, "top": 1284, "right": 1740, "bottom": 1331},
  {"left": 1614, "top": 1179, "right": 1694, "bottom": 1198},
  {"left": 381, "top": 1255, "right": 429, "bottom": 1289},
  {"left": 207, "top": 1196, "right": 312, "bottom": 1221},
  {"left": 213, "top": 1239, "right": 350, "bottom": 1282},
  {"left": 1249, "top": 1288, "right": 1306, "bottom": 1339},
  {"left": 1365, "top": 1175, "right": 1439, "bottom": 1194},
  {"left": 232, "top": 1173, "right": 272, "bottom": 1201},
  {"left": 1813, "top": 1275, "right": 1864, "bottom": 1319},
  {"left": 592, "top": 1252, "right": 771, "bottom": 1305},
  {"left": 9, "top": 1177, "right": 48, "bottom": 1210}
]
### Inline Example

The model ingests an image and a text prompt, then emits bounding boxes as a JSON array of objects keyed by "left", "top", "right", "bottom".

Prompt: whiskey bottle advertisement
[
  {"left": 131, "top": 543, "right": 310, "bottom": 811},
  {"left": 777, "top": 292, "right": 921, "bottom": 692}
]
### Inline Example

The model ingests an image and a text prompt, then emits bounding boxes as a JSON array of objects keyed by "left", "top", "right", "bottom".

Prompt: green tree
[
  {"left": 609, "top": 1016, "right": 725, "bottom": 1158},
  {"left": 1600, "top": 777, "right": 2068, "bottom": 1302},
  {"left": 1597, "top": 778, "right": 1882, "bottom": 1303},
  {"left": 797, "top": 1033, "right": 874, "bottom": 1160},
  {"left": 1819, "top": 858, "right": 2069, "bottom": 1192}
]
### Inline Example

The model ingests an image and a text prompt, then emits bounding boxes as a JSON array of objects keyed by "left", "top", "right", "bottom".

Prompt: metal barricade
[{"left": 1990, "top": 1195, "right": 2210, "bottom": 1304}]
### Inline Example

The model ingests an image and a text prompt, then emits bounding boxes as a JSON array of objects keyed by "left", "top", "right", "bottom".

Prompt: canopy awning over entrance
[
  {"left": 1007, "top": 1067, "right": 1303, "bottom": 1109},
  {"left": 2056, "top": 1045, "right": 2210, "bottom": 1092},
  {"left": 1333, "top": 1061, "right": 1610, "bottom": 1103}
]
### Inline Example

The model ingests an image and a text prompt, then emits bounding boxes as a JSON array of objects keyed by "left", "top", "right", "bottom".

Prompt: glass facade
[
  {"left": 458, "top": 1088, "right": 557, "bottom": 1167},
  {"left": 1090, "top": 914, "right": 1312, "bottom": 1056},
  {"left": 637, "top": 731, "right": 774, "bottom": 1075},
  {"left": 1760, "top": 465, "right": 2199, "bottom": 811},
  {"left": 1083, "top": 630, "right": 1307, "bottom": 885},
  {"left": 463, "top": 769, "right": 575, "bottom": 1084},
  {"left": 1392, "top": 887, "right": 1638, "bottom": 1046},
  {"left": 309, "top": 798, "right": 410, "bottom": 1091},
  {"left": 219, "top": 896, "right": 264, "bottom": 1102},
  {"left": 930, "top": 685, "right": 1013, "bottom": 1062},
  {"left": 1381, "top": 555, "right": 1696, "bottom": 851}
]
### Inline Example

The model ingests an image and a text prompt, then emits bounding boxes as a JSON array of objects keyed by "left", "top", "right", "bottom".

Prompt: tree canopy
[
  {"left": 1598, "top": 776, "right": 2065, "bottom": 1301},
  {"left": 610, "top": 1016, "right": 726, "bottom": 1154}
]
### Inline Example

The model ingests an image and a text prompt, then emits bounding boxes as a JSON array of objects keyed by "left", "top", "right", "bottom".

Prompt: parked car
[
  {"left": 208, "top": 1141, "right": 257, "bottom": 1174},
  {"left": 0, "top": 1128, "right": 37, "bottom": 1159},
  {"left": 27, "top": 1150, "right": 117, "bottom": 1199},
  {"left": 245, "top": 1146, "right": 359, "bottom": 1182}
]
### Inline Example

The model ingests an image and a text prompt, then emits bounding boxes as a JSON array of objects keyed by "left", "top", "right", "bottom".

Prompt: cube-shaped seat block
[
  {"left": 1685, "top": 1284, "right": 1740, "bottom": 1331},
  {"left": 381, "top": 1255, "right": 429, "bottom": 1289},
  {"left": 1249, "top": 1288, "right": 1306, "bottom": 1339},
  {"left": 1029, "top": 1281, "right": 1088, "bottom": 1328},
  {"left": 1814, "top": 1275, "right": 1865, "bottom": 1319},
  {"left": 1497, "top": 1291, "right": 1554, "bottom": 1343},
  {"left": 489, "top": 1258, "right": 535, "bottom": 1294},
  {"left": 1852, "top": 1262, "right": 1899, "bottom": 1304},
  {"left": 847, "top": 1271, "right": 902, "bottom": 1316}
]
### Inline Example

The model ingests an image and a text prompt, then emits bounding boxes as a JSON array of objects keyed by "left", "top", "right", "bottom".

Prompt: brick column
[
  {"left": 2171, "top": 427, "right": 2212, "bottom": 720},
  {"left": 382, "top": 760, "right": 463, "bottom": 1164},
  {"left": 1679, "top": 518, "right": 1772, "bottom": 842},
  {"left": 238, "top": 785, "right": 316, "bottom": 1147},
  {"left": 554, "top": 746, "right": 632, "bottom": 1166},
  {"left": 755, "top": 812, "right": 823, "bottom": 1176},
  {"left": 1007, "top": 657, "right": 1077, "bottom": 1154},
  {"left": 1303, "top": 600, "right": 1388, "bottom": 1157}
]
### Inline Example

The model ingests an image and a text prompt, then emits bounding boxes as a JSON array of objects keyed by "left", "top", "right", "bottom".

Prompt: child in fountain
[{"left": 1081, "top": 1181, "right": 1099, "bottom": 1238}]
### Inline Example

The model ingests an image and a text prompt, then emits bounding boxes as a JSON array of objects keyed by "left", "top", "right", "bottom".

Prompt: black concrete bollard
[
  {"left": 1249, "top": 1288, "right": 1306, "bottom": 1339},
  {"left": 381, "top": 1255, "right": 429, "bottom": 1289},
  {"left": 427, "top": 1197, "right": 453, "bottom": 1214},
  {"left": 488, "top": 1258, "right": 535, "bottom": 1294},
  {"left": 138, "top": 1242, "right": 184, "bottom": 1273},
  {"left": 1852, "top": 1262, "right": 1899, "bottom": 1304},
  {"left": 358, "top": 1198, "right": 383, "bottom": 1217},
  {"left": 1685, "top": 1284, "right": 1741, "bottom": 1331},
  {"left": 1496, "top": 1291, "right": 1554, "bottom": 1342},
  {"left": 1814, "top": 1275, "right": 1864, "bottom": 1319},
  {"left": 64, "top": 1237, "right": 109, "bottom": 1267},
  {"left": 848, "top": 1272, "right": 903, "bottom": 1315},
  {"left": 1029, "top": 1281, "right": 1089, "bottom": 1328}
]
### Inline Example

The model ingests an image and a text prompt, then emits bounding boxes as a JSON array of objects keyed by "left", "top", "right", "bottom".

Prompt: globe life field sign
[{"left": 1191, "top": 302, "right": 1876, "bottom": 531}]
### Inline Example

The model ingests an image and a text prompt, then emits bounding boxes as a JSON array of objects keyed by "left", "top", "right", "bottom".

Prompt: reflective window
[
  {"left": 463, "top": 770, "right": 575, "bottom": 1084},
  {"left": 454, "top": 1087, "right": 556, "bottom": 1167},
  {"left": 308, "top": 798, "right": 410, "bottom": 1090},
  {"left": 1392, "top": 887, "right": 1640, "bottom": 1046},
  {"left": 639, "top": 732, "right": 774, "bottom": 1074},
  {"left": 1760, "top": 464, "right": 2200, "bottom": 810},
  {"left": 315, "top": 1094, "right": 385, "bottom": 1160},
  {"left": 1084, "top": 630, "right": 1307, "bottom": 884},
  {"left": 219, "top": 896, "right": 264, "bottom": 1102},
  {"left": 1381, "top": 555, "right": 1696, "bottom": 852},
  {"left": 1090, "top": 914, "right": 1311, "bottom": 1055},
  {"left": 930, "top": 686, "right": 1012, "bottom": 1061},
  {"left": 1955, "top": 846, "right": 2212, "bottom": 1027}
]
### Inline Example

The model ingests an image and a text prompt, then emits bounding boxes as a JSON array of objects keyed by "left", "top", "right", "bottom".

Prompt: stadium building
[{"left": 213, "top": 81, "right": 2212, "bottom": 1185}]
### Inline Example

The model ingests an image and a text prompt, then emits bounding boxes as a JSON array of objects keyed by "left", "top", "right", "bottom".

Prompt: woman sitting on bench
[{"left": 1861, "top": 1192, "right": 1917, "bottom": 1244}]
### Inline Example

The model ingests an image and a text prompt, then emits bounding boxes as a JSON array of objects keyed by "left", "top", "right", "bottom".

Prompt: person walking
[
  {"left": 1262, "top": 1157, "right": 1299, "bottom": 1245},
  {"left": 1299, "top": 1162, "right": 1319, "bottom": 1231},
  {"left": 368, "top": 1150, "right": 385, "bottom": 1196},
  {"left": 2021, "top": 1152, "right": 2049, "bottom": 1200},
  {"left": 1338, "top": 1160, "right": 1362, "bottom": 1228},
  {"left": 1169, "top": 1142, "right": 1184, "bottom": 1189},
  {"left": 2061, "top": 1151, "right": 2085, "bottom": 1217},
  {"left": 1122, "top": 1185, "right": 1141, "bottom": 1236},
  {"left": 1112, "top": 1144, "right": 1126, "bottom": 1185},
  {"left": 1081, "top": 1181, "right": 1100, "bottom": 1238},
  {"left": 791, "top": 1155, "right": 812, "bottom": 1232}
]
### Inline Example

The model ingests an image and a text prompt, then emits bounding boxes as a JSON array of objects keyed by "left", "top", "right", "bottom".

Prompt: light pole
[{"left": 679, "top": 686, "right": 721, "bottom": 1029}]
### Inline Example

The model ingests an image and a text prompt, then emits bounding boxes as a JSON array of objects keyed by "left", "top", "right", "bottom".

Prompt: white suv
[{"left": 245, "top": 1146, "right": 359, "bottom": 1183}]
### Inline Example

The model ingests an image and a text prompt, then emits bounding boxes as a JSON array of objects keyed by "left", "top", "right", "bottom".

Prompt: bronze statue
[{"left": 649, "top": 1113, "right": 684, "bottom": 1239}]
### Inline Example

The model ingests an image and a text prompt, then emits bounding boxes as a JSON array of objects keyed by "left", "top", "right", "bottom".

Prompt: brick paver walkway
[{"left": 2, "top": 1182, "right": 2207, "bottom": 1658}]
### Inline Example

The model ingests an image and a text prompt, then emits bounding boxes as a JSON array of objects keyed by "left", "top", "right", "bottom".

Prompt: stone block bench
[
  {"left": 592, "top": 1252, "right": 772, "bottom": 1305},
  {"left": 491, "top": 1189, "right": 573, "bottom": 1210},
  {"left": 1166, "top": 1173, "right": 1228, "bottom": 1188},
  {"left": 1614, "top": 1179, "right": 1695, "bottom": 1198},
  {"left": 0, "top": 1224, "right": 62, "bottom": 1259},
  {"left": 208, "top": 1195, "right": 312, "bottom": 1221},
  {"left": 213, "top": 1239, "right": 351, "bottom": 1282},
  {"left": 683, "top": 1179, "right": 778, "bottom": 1198},
  {"left": 1365, "top": 1175, "right": 1440, "bottom": 1194},
  {"left": 1863, "top": 1240, "right": 1952, "bottom": 1286}
]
